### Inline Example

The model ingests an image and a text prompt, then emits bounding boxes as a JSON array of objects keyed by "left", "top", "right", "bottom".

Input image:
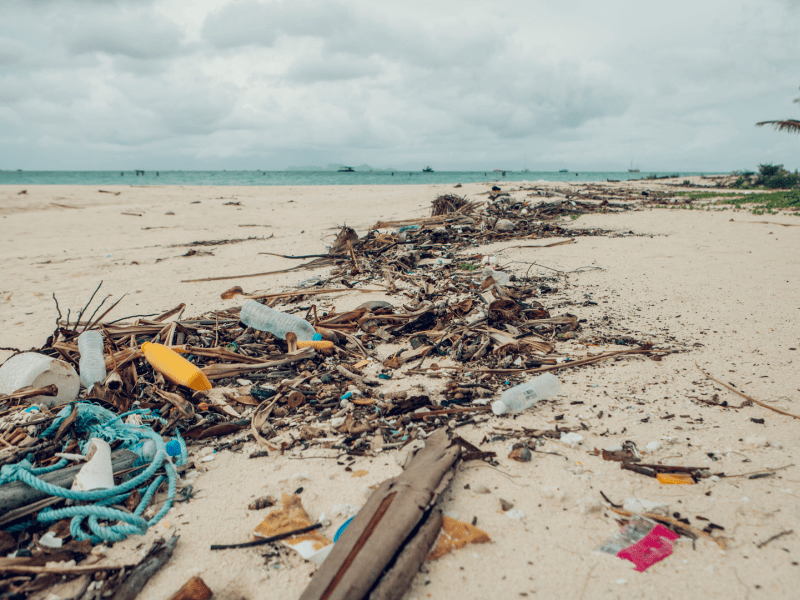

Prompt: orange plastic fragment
[
  {"left": 428, "top": 516, "right": 491, "bottom": 560},
  {"left": 141, "top": 342, "right": 212, "bottom": 391},
  {"left": 253, "top": 494, "right": 330, "bottom": 550},
  {"left": 297, "top": 340, "right": 335, "bottom": 350},
  {"left": 350, "top": 397, "right": 376, "bottom": 406},
  {"left": 657, "top": 472, "right": 695, "bottom": 485}
]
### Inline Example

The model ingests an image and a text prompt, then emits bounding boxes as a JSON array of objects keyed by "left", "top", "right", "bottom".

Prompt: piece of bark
[
  {"left": 168, "top": 575, "right": 213, "bottom": 600},
  {"left": 111, "top": 534, "right": 178, "bottom": 600},
  {"left": 368, "top": 508, "right": 443, "bottom": 600},
  {"left": 0, "top": 449, "right": 138, "bottom": 515},
  {"left": 299, "top": 429, "right": 459, "bottom": 600}
]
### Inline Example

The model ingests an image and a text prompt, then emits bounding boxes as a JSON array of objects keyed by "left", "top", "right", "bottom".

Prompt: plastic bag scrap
[
  {"left": 253, "top": 494, "right": 332, "bottom": 565},
  {"left": 597, "top": 514, "right": 679, "bottom": 572}
]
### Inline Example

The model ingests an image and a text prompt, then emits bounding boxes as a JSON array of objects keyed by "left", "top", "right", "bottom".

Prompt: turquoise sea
[{"left": 0, "top": 170, "right": 723, "bottom": 186}]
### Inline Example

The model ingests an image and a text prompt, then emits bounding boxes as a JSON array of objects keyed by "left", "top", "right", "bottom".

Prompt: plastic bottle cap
[
  {"left": 491, "top": 400, "right": 507, "bottom": 415},
  {"left": 165, "top": 440, "right": 182, "bottom": 457},
  {"left": 313, "top": 333, "right": 323, "bottom": 341}
]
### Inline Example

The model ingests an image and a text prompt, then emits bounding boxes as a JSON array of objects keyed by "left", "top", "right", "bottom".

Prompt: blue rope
[{"left": 1, "top": 402, "right": 178, "bottom": 543}]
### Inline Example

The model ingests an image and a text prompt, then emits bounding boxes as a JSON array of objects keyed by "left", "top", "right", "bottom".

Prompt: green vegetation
[
  {"left": 732, "top": 164, "right": 800, "bottom": 189},
  {"left": 716, "top": 189, "right": 800, "bottom": 213},
  {"left": 671, "top": 190, "right": 745, "bottom": 199},
  {"left": 459, "top": 262, "right": 478, "bottom": 271}
]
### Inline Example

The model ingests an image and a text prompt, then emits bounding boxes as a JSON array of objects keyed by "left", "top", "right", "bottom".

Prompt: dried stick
[
  {"left": 86, "top": 292, "right": 128, "bottom": 330},
  {"left": 607, "top": 506, "right": 727, "bottom": 549},
  {"left": 210, "top": 523, "right": 322, "bottom": 550},
  {"left": 83, "top": 295, "right": 111, "bottom": 330},
  {"left": 696, "top": 363, "right": 800, "bottom": 419},
  {"left": 76, "top": 281, "right": 104, "bottom": 328}
]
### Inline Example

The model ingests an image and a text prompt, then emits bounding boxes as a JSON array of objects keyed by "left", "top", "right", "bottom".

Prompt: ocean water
[{"left": 0, "top": 170, "right": 721, "bottom": 186}]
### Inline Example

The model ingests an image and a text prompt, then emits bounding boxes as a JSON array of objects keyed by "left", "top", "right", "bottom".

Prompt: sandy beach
[{"left": 1, "top": 181, "right": 798, "bottom": 600}]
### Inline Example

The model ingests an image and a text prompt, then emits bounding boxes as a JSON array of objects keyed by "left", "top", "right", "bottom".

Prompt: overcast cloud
[{"left": 1, "top": 0, "right": 798, "bottom": 171}]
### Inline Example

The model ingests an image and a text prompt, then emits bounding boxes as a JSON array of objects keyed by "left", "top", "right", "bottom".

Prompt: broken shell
[{"left": 508, "top": 445, "right": 532, "bottom": 462}]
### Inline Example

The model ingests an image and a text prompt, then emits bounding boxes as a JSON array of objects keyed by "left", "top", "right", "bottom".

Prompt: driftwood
[
  {"left": 299, "top": 429, "right": 460, "bottom": 600},
  {"left": 368, "top": 507, "right": 443, "bottom": 600},
  {"left": 0, "top": 384, "right": 58, "bottom": 403},
  {"left": 0, "top": 449, "right": 137, "bottom": 515},
  {"left": 111, "top": 534, "right": 179, "bottom": 600}
]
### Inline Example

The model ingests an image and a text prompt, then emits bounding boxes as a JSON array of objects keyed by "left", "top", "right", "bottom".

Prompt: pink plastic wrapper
[{"left": 598, "top": 515, "right": 679, "bottom": 572}]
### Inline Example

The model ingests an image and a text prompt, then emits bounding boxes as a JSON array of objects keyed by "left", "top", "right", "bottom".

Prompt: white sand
[{"left": 1, "top": 182, "right": 798, "bottom": 599}]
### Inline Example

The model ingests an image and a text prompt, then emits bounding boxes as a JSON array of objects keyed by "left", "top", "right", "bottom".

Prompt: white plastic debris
[
  {"left": 560, "top": 432, "right": 584, "bottom": 447},
  {"left": 0, "top": 353, "right": 80, "bottom": 406},
  {"left": 622, "top": 498, "right": 669, "bottom": 516},
  {"left": 38, "top": 531, "right": 63, "bottom": 549},
  {"left": 646, "top": 441, "right": 662, "bottom": 453},
  {"left": 71, "top": 439, "right": 115, "bottom": 492}
]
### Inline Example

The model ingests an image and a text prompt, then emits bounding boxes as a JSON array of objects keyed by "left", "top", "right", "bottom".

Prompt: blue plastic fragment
[
  {"left": 341, "top": 391, "right": 353, "bottom": 401},
  {"left": 378, "top": 373, "right": 391, "bottom": 380},
  {"left": 313, "top": 333, "right": 323, "bottom": 341},
  {"left": 334, "top": 516, "right": 354, "bottom": 542}
]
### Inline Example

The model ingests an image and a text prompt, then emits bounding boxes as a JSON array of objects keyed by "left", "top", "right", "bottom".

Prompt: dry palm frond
[
  {"left": 756, "top": 119, "right": 800, "bottom": 134},
  {"left": 431, "top": 194, "right": 469, "bottom": 216}
]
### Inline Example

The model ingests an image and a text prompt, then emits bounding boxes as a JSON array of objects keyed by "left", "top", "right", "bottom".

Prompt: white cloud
[{"left": 0, "top": 0, "right": 799, "bottom": 170}]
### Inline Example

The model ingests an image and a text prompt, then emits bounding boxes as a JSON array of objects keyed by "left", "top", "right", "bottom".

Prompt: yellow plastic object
[
  {"left": 657, "top": 472, "right": 695, "bottom": 485},
  {"left": 296, "top": 340, "right": 335, "bottom": 350},
  {"left": 141, "top": 342, "right": 212, "bottom": 391}
]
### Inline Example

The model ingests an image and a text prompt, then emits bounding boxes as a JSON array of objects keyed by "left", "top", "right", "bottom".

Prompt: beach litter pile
[{"left": 0, "top": 187, "right": 755, "bottom": 599}]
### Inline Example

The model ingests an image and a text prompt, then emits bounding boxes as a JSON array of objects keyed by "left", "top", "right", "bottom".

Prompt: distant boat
[
  {"left": 558, "top": 169, "right": 568, "bottom": 173},
  {"left": 338, "top": 166, "right": 355, "bottom": 172},
  {"left": 521, "top": 168, "right": 530, "bottom": 172},
  {"left": 628, "top": 160, "right": 640, "bottom": 173},
  {"left": 422, "top": 166, "right": 433, "bottom": 172}
]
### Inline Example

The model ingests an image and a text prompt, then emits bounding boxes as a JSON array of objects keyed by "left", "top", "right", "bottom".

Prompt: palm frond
[{"left": 756, "top": 119, "right": 800, "bottom": 134}]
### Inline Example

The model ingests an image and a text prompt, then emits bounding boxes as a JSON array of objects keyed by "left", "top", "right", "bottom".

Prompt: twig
[
  {"left": 756, "top": 530, "right": 793, "bottom": 549},
  {"left": 210, "top": 523, "right": 322, "bottom": 550},
  {"left": 83, "top": 295, "right": 110, "bottom": 330},
  {"left": 76, "top": 281, "right": 104, "bottom": 328},
  {"left": 52, "top": 293, "right": 62, "bottom": 327},
  {"left": 606, "top": 506, "right": 727, "bottom": 549},
  {"left": 696, "top": 363, "right": 800, "bottom": 419},
  {"left": 723, "top": 464, "right": 794, "bottom": 478},
  {"left": 0, "top": 562, "right": 134, "bottom": 575},
  {"left": 599, "top": 490, "right": 621, "bottom": 508},
  {"left": 86, "top": 292, "right": 129, "bottom": 329}
]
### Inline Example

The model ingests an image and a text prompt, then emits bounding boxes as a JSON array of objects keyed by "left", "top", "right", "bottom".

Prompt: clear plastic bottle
[
  {"left": 492, "top": 373, "right": 560, "bottom": 415},
  {"left": 240, "top": 300, "right": 317, "bottom": 341},
  {"left": 77, "top": 330, "right": 107, "bottom": 389},
  {"left": 482, "top": 267, "right": 510, "bottom": 286}
]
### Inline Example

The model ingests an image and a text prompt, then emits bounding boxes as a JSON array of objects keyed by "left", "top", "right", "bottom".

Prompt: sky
[{"left": 1, "top": 0, "right": 799, "bottom": 172}]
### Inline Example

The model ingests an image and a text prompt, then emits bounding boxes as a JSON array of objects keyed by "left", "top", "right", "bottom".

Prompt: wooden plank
[
  {"left": 299, "top": 429, "right": 459, "bottom": 600},
  {"left": 0, "top": 449, "right": 138, "bottom": 516}
]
